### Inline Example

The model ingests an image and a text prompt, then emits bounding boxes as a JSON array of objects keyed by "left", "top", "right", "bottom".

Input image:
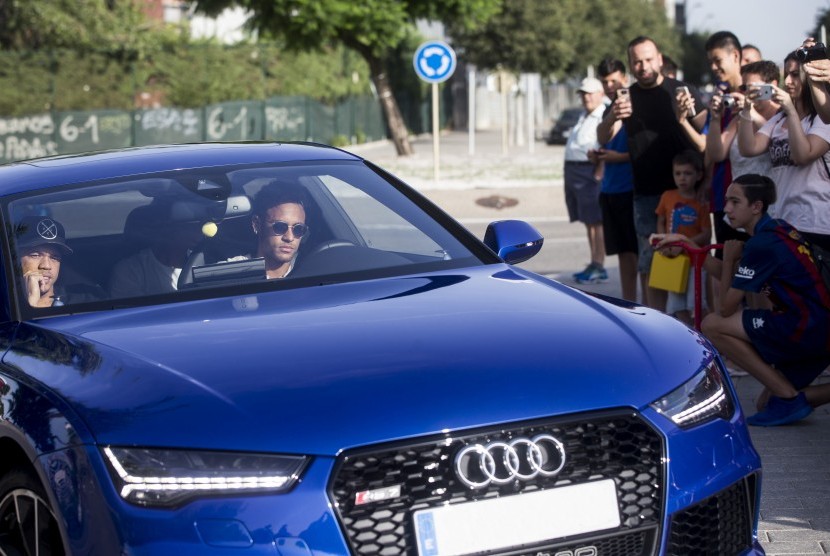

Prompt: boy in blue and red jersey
[{"left": 653, "top": 173, "right": 830, "bottom": 426}]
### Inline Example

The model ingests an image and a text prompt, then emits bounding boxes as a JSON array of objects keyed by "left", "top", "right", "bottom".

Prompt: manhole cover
[{"left": 475, "top": 195, "right": 519, "bottom": 210}]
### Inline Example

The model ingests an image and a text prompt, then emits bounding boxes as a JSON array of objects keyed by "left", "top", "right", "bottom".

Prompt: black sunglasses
[{"left": 269, "top": 221, "right": 309, "bottom": 238}]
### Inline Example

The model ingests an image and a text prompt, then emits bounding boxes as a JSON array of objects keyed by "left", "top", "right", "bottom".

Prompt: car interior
[{"left": 4, "top": 161, "right": 479, "bottom": 315}]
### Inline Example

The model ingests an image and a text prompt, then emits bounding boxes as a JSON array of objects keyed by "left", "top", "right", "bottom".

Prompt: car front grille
[
  {"left": 666, "top": 476, "right": 757, "bottom": 555},
  {"left": 329, "top": 411, "right": 665, "bottom": 555}
]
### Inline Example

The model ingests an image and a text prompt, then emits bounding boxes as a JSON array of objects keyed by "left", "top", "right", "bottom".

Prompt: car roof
[{"left": 0, "top": 142, "right": 362, "bottom": 197}]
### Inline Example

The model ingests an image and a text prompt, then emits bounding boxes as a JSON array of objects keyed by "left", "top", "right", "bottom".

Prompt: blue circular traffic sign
[{"left": 413, "top": 41, "right": 457, "bottom": 84}]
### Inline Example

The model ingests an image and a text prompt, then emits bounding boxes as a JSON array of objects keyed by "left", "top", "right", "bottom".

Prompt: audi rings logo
[{"left": 454, "top": 434, "right": 567, "bottom": 489}]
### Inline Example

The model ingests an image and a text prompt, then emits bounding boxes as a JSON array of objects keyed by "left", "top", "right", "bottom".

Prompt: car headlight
[
  {"left": 650, "top": 360, "right": 734, "bottom": 428},
  {"left": 103, "top": 446, "right": 309, "bottom": 507}
]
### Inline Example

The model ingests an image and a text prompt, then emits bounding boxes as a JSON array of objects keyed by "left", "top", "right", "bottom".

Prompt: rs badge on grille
[{"left": 354, "top": 484, "right": 402, "bottom": 506}]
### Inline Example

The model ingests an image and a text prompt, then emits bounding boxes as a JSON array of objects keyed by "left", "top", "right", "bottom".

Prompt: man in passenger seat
[{"left": 109, "top": 201, "right": 203, "bottom": 298}]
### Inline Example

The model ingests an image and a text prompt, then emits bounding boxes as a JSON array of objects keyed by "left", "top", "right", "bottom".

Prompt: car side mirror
[{"left": 483, "top": 220, "right": 544, "bottom": 264}]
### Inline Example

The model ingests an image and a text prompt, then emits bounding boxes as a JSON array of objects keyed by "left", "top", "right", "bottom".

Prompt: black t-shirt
[{"left": 624, "top": 77, "right": 704, "bottom": 197}]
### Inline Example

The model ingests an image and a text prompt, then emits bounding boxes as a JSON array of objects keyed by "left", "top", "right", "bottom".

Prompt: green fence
[{"left": 0, "top": 96, "right": 386, "bottom": 164}]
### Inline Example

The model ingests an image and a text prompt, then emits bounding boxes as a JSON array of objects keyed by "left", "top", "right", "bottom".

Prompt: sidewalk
[{"left": 347, "top": 130, "right": 830, "bottom": 555}]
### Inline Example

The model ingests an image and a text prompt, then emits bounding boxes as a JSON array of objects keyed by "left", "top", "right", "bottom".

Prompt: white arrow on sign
[
  {"left": 418, "top": 46, "right": 452, "bottom": 78},
  {"left": 413, "top": 41, "right": 456, "bottom": 84}
]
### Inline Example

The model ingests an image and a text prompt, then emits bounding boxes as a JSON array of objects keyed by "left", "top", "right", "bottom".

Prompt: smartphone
[
  {"left": 755, "top": 84, "right": 775, "bottom": 101},
  {"left": 675, "top": 86, "right": 696, "bottom": 116},
  {"left": 617, "top": 88, "right": 630, "bottom": 101}
]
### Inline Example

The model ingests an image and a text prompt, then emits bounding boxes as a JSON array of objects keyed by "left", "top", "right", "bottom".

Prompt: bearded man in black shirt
[{"left": 597, "top": 36, "right": 708, "bottom": 311}]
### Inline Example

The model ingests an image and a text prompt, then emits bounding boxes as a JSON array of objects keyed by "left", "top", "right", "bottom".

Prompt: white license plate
[{"left": 413, "top": 479, "right": 620, "bottom": 556}]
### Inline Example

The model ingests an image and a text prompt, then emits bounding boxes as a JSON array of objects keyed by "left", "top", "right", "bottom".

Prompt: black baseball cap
[{"left": 15, "top": 216, "right": 73, "bottom": 254}]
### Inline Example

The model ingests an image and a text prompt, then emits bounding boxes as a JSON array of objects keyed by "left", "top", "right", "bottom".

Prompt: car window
[
  {"left": 4, "top": 161, "right": 483, "bottom": 318},
  {"left": 317, "top": 175, "right": 446, "bottom": 257}
]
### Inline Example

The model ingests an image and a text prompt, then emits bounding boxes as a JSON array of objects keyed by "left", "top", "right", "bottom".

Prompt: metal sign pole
[
  {"left": 433, "top": 82, "right": 440, "bottom": 184},
  {"left": 527, "top": 74, "right": 535, "bottom": 155},
  {"left": 412, "top": 40, "right": 457, "bottom": 186},
  {"left": 468, "top": 66, "right": 476, "bottom": 156}
]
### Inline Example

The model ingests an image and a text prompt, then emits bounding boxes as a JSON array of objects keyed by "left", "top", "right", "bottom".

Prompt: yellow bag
[{"left": 649, "top": 251, "right": 690, "bottom": 293}]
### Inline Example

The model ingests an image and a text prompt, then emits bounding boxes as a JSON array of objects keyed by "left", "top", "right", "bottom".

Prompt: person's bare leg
[
  {"left": 618, "top": 252, "right": 638, "bottom": 302},
  {"left": 756, "top": 387, "right": 771, "bottom": 411},
  {"left": 587, "top": 223, "right": 605, "bottom": 268},
  {"left": 758, "top": 378, "right": 830, "bottom": 410},
  {"left": 639, "top": 272, "right": 649, "bottom": 305},
  {"left": 647, "top": 286, "right": 668, "bottom": 312},
  {"left": 803, "top": 382, "right": 830, "bottom": 408},
  {"left": 673, "top": 309, "right": 693, "bottom": 327},
  {"left": 702, "top": 312, "right": 799, "bottom": 398},
  {"left": 706, "top": 273, "right": 716, "bottom": 314}
]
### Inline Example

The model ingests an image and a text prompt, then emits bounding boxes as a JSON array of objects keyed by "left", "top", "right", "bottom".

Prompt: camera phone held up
[{"left": 796, "top": 42, "right": 829, "bottom": 63}]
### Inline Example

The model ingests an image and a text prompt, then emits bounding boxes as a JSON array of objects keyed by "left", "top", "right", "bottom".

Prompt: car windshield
[{"left": 6, "top": 160, "right": 486, "bottom": 318}]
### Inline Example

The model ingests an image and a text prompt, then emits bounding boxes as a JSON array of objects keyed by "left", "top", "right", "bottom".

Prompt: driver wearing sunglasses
[{"left": 247, "top": 182, "right": 310, "bottom": 279}]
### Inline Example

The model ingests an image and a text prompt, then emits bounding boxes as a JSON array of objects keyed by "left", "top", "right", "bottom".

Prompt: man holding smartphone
[
  {"left": 704, "top": 31, "right": 748, "bottom": 254},
  {"left": 594, "top": 58, "right": 638, "bottom": 302},
  {"left": 597, "top": 36, "right": 707, "bottom": 311}
]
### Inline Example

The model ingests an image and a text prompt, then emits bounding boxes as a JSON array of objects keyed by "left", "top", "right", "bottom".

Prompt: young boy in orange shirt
[{"left": 655, "top": 150, "right": 711, "bottom": 325}]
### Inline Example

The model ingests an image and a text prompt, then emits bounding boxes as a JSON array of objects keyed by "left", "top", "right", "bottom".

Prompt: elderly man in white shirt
[{"left": 564, "top": 76, "right": 609, "bottom": 283}]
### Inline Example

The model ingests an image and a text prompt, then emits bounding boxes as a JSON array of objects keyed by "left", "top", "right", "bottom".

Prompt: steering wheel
[{"left": 305, "top": 239, "right": 357, "bottom": 258}]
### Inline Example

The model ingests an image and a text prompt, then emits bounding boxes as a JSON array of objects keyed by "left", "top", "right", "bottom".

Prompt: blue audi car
[{"left": 0, "top": 142, "right": 762, "bottom": 555}]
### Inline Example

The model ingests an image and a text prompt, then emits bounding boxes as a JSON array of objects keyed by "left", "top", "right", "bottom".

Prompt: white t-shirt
[
  {"left": 758, "top": 111, "right": 830, "bottom": 234},
  {"left": 109, "top": 247, "right": 181, "bottom": 298},
  {"left": 729, "top": 137, "right": 772, "bottom": 180}
]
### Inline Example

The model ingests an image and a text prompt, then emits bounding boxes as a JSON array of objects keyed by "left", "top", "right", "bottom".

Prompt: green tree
[
  {"left": 0, "top": 0, "right": 376, "bottom": 115},
  {"left": 143, "top": 42, "right": 372, "bottom": 108},
  {"left": 812, "top": 8, "right": 830, "bottom": 44},
  {"left": 449, "top": 0, "right": 678, "bottom": 77},
  {"left": 679, "top": 31, "right": 710, "bottom": 87},
  {"left": 0, "top": 0, "right": 179, "bottom": 114},
  {"left": 0, "top": 0, "right": 168, "bottom": 56},
  {"left": 192, "top": 0, "right": 501, "bottom": 155}
]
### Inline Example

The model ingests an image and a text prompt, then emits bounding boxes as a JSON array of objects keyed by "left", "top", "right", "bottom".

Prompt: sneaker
[
  {"left": 573, "top": 263, "right": 608, "bottom": 284},
  {"left": 746, "top": 392, "right": 812, "bottom": 427},
  {"left": 572, "top": 263, "right": 595, "bottom": 282}
]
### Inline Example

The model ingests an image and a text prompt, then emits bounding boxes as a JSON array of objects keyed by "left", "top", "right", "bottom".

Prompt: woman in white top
[
  {"left": 707, "top": 61, "right": 780, "bottom": 180},
  {"left": 738, "top": 52, "right": 830, "bottom": 250}
]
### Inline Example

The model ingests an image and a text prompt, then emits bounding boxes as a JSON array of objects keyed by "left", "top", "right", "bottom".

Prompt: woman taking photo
[{"left": 738, "top": 52, "right": 830, "bottom": 250}]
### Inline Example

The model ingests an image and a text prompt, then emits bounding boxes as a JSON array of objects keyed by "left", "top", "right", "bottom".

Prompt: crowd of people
[{"left": 563, "top": 31, "right": 830, "bottom": 426}]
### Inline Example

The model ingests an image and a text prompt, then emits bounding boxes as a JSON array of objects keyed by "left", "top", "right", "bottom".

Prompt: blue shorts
[
  {"left": 633, "top": 194, "right": 661, "bottom": 274},
  {"left": 743, "top": 309, "right": 830, "bottom": 389},
  {"left": 564, "top": 162, "right": 602, "bottom": 225}
]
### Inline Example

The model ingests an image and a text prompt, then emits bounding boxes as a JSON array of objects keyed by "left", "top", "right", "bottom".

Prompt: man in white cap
[{"left": 565, "top": 76, "right": 609, "bottom": 283}]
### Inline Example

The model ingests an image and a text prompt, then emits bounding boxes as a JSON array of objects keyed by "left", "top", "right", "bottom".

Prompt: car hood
[{"left": 6, "top": 266, "right": 712, "bottom": 456}]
